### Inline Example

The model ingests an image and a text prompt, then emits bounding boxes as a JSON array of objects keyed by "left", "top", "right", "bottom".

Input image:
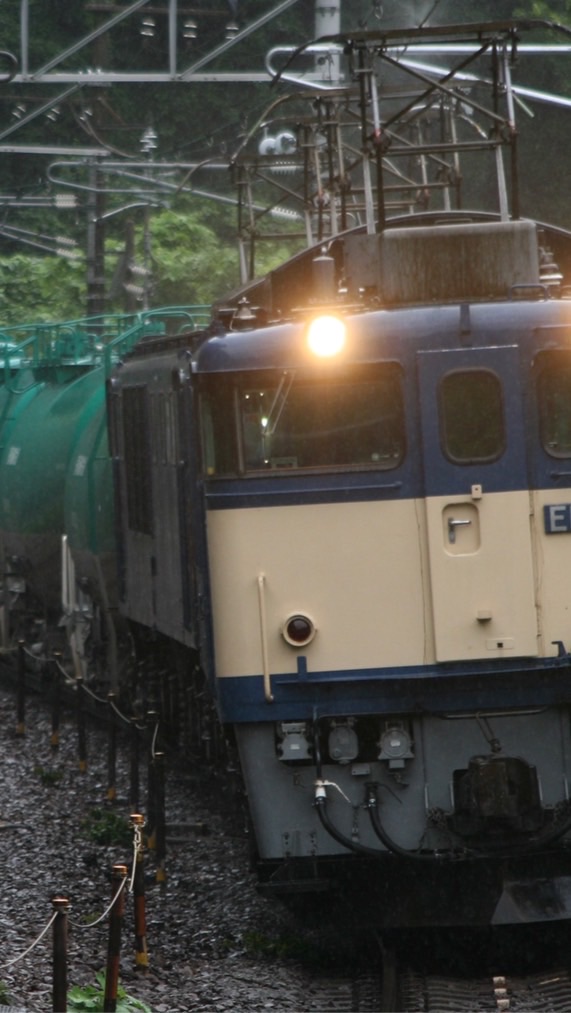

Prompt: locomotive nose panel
[{"left": 418, "top": 345, "right": 539, "bottom": 663}]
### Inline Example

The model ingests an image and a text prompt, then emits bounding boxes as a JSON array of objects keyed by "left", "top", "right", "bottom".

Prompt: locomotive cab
[
  {"left": 191, "top": 206, "right": 571, "bottom": 923},
  {"left": 104, "top": 19, "right": 571, "bottom": 927}
]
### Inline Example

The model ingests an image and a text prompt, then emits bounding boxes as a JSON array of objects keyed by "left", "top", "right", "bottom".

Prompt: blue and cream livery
[{"left": 110, "top": 215, "right": 571, "bottom": 924}]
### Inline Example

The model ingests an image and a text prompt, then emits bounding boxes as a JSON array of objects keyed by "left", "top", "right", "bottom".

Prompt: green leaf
[{"left": 68, "top": 973, "right": 152, "bottom": 1013}]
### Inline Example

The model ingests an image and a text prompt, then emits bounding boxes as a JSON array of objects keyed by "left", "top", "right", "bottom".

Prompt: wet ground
[{"left": 0, "top": 686, "right": 357, "bottom": 1013}]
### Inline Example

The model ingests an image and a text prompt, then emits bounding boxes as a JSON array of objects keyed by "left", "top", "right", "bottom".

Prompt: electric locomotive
[
  {"left": 6, "top": 19, "right": 571, "bottom": 930},
  {"left": 106, "top": 21, "right": 571, "bottom": 926}
]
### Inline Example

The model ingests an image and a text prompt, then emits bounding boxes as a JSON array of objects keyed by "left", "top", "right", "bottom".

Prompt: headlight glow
[{"left": 306, "top": 315, "right": 346, "bottom": 357}]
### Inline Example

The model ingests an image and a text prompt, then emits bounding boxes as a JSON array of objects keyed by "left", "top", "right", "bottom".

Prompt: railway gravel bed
[
  {"left": 0, "top": 685, "right": 376, "bottom": 1013},
  {"left": 2, "top": 683, "right": 571, "bottom": 1012}
]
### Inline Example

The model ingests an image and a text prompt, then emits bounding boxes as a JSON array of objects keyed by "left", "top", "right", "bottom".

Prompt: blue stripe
[
  {"left": 204, "top": 475, "right": 563, "bottom": 511},
  {"left": 216, "top": 659, "right": 571, "bottom": 723},
  {"left": 205, "top": 477, "right": 405, "bottom": 509}
]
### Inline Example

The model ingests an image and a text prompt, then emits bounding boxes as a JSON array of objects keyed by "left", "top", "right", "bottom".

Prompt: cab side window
[
  {"left": 537, "top": 352, "right": 571, "bottom": 458},
  {"left": 440, "top": 369, "right": 505, "bottom": 464}
]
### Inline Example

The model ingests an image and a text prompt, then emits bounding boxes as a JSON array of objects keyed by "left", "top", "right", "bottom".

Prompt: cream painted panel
[
  {"left": 206, "top": 499, "right": 433, "bottom": 678},
  {"left": 424, "top": 489, "right": 539, "bottom": 662},
  {"left": 532, "top": 488, "right": 571, "bottom": 656}
]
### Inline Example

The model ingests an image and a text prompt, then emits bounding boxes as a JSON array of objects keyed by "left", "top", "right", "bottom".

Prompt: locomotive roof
[{"left": 193, "top": 294, "right": 571, "bottom": 375}]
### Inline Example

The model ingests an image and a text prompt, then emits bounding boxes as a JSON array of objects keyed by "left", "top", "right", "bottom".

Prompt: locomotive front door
[{"left": 417, "top": 345, "right": 538, "bottom": 663}]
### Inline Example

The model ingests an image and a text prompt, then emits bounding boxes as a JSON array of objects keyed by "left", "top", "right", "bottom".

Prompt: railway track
[
  {"left": 399, "top": 965, "right": 571, "bottom": 1011},
  {"left": 310, "top": 932, "right": 571, "bottom": 1012},
  {"left": 262, "top": 950, "right": 571, "bottom": 1011}
]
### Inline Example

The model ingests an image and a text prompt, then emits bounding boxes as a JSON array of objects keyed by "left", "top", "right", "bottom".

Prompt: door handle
[{"left": 447, "top": 517, "right": 472, "bottom": 544}]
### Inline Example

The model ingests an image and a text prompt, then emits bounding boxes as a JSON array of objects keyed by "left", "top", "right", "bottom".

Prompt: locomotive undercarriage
[
  {"left": 237, "top": 702, "right": 571, "bottom": 924},
  {"left": 255, "top": 847, "right": 571, "bottom": 928},
  {"left": 0, "top": 551, "right": 71, "bottom": 660},
  {"left": 0, "top": 556, "right": 230, "bottom": 771},
  {"left": 239, "top": 706, "right": 571, "bottom": 926}
]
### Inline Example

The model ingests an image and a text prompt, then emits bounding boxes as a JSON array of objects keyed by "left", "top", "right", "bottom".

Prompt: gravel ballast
[{"left": 0, "top": 686, "right": 342, "bottom": 1013}]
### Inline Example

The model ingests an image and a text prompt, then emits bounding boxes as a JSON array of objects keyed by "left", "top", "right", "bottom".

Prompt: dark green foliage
[
  {"left": 34, "top": 764, "right": 64, "bottom": 786},
  {"left": 81, "top": 808, "right": 132, "bottom": 847},
  {"left": 243, "top": 929, "right": 329, "bottom": 963},
  {"left": 0, "top": 980, "right": 13, "bottom": 1006},
  {"left": 0, "top": 254, "right": 85, "bottom": 325},
  {"left": 68, "top": 972, "right": 151, "bottom": 1013},
  {"left": 1, "top": 1, "right": 571, "bottom": 321}
]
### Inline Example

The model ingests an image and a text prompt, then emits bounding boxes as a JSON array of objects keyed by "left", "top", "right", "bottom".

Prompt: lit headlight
[
  {"left": 306, "top": 315, "right": 346, "bottom": 357},
  {"left": 282, "top": 613, "right": 317, "bottom": 647}
]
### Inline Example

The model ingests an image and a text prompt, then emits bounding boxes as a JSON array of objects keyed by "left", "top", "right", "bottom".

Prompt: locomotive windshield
[{"left": 200, "top": 364, "right": 405, "bottom": 475}]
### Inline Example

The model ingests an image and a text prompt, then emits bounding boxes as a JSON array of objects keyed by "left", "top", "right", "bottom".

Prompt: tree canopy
[{"left": 1, "top": 1, "right": 571, "bottom": 322}]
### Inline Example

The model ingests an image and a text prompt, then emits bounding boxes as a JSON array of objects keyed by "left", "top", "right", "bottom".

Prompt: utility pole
[
  {"left": 85, "top": 24, "right": 109, "bottom": 318},
  {"left": 86, "top": 160, "right": 106, "bottom": 319}
]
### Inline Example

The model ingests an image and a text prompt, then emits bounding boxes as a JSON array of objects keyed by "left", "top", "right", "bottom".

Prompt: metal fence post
[
  {"left": 16, "top": 639, "right": 25, "bottom": 736},
  {"left": 76, "top": 674, "right": 87, "bottom": 772},
  {"left": 130, "top": 718, "right": 140, "bottom": 810},
  {"left": 51, "top": 654, "right": 61, "bottom": 749},
  {"left": 154, "top": 753, "right": 166, "bottom": 884},
  {"left": 107, "top": 693, "right": 117, "bottom": 802},
  {"left": 103, "top": 864, "right": 127, "bottom": 1013},
  {"left": 52, "top": 896, "right": 69, "bottom": 1013},
  {"left": 130, "top": 814, "right": 148, "bottom": 972}
]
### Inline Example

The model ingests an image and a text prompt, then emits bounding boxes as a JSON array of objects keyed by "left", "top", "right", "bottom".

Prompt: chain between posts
[
  {"left": 70, "top": 875, "right": 128, "bottom": 930},
  {"left": 2, "top": 817, "right": 145, "bottom": 957},
  {"left": 19, "top": 653, "right": 150, "bottom": 806},
  {"left": 1, "top": 680, "right": 165, "bottom": 1003},
  {"left": 104, "top": 864, "right": 128, "bottom": 1012},
  {"left": 130, "top": 814, "right": 148, "bottom": 972},
  {"left": 129, "top": 813, "right": 145, "bottom": 892},
  {"left": 0, "top": 910, "right": 59, "bottom": 970}
]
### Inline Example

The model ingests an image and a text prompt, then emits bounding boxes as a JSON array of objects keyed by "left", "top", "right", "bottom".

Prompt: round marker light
[
  {"left": 306, "top": 315, "right": 346, "bottom": 357},
  {"left": 282, "top": 613, "right": 316, "bottom": 647}
]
